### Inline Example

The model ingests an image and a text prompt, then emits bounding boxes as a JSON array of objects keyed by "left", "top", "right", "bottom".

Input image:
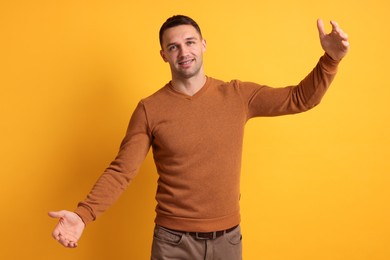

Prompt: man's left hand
[{"left": 317, "top": 19, "right": 350, "bottom": 61}]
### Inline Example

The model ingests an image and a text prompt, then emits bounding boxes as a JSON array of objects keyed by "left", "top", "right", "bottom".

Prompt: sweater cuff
[
  {"left": 321, "top": 52, "right": 340, "bottom": 74},
  {"left": 74, "top": 204, "right": 96, "bottom": 225}
]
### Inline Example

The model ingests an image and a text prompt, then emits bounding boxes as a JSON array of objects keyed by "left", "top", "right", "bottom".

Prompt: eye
[
  {"left": 187, "top": 41, "right": 195, "bottom": 45},
  {"left": 168, "top": 45, "right": 177, "bottom": 51}
]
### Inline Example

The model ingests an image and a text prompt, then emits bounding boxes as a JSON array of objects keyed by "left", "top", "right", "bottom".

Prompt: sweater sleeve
[
  {"left": 74, "top": 101, "right": 152, "bottom": 224},
  {"left": 237, "top": 53, "right": 339, "bottom": 119}
]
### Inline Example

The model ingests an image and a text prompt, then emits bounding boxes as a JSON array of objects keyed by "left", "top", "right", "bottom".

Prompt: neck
[{"left": 171, "top": 71, "right": 207, "bottom": 96}]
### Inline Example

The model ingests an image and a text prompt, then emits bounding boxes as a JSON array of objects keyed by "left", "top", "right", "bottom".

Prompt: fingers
[
  {"left": 52, "top": 225, "right": 60, "bottom": 239},
  {"left": 52, "top": 228, "right": 79, "bottom": 248},
  {"left": 330, "top": 20, "right": 339, "bottom": 31},
  {"left": 58, "top": 233, "right": 78, "bottom": 248},
  {"left": 318, "top": 19, "right": 348, "bottom": 40},
  {"left": 342, "top": 40, "right": 350, "bottom": 48},
  {"left": 330, "top": 20, "right": 349, "bottom": 40},
  {"left": 52, "top": 233, "right": 79, "bottom": 248}
]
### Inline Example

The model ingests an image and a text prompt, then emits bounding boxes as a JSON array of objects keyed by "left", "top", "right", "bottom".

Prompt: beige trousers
[{"left": 151, "top": 225, "right": 242, "bottom": 260}]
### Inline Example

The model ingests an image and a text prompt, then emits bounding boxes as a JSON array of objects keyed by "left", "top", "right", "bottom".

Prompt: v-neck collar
[{"left": 167, "top": 76, "right": 210, "bottom": 100}]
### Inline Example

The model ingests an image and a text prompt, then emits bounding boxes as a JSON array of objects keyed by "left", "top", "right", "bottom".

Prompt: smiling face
[{"left": 160, "top": 25, "right": 206, "bottom": 81}]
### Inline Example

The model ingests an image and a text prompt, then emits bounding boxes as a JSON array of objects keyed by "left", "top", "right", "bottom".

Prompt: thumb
[
  {"left": 48, "top": 210, "right": 65, "bottom": 219},
  {"left": 316, "top": 18, "right": 326, "bottom": 38}
]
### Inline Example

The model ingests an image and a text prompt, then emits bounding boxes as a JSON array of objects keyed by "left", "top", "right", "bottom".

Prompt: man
[{"left": 49, "top": 15, "right": 349, "bottom": 259}]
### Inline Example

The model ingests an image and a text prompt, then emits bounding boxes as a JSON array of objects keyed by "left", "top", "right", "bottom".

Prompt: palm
[
  {"left": 49, "top": 210, "right": 85, "bottom": 248},
  {"left": 317, "top": 19, "right": 350, "bottom": 61}
]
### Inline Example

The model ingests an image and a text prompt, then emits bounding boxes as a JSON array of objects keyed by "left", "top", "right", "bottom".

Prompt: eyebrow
[
  {"left": 165, "top": 37, "right": 199, "bottom": 49},
  {"left": 185, "top": 37, "right": 198, "bottom": 42}
]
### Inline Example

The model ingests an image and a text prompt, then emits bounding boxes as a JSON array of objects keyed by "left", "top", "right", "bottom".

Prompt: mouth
[{"left": 178, "top": 58, "right": 195, "bottom": 66}]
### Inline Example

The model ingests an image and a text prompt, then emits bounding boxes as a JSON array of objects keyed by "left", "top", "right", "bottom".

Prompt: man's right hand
[{"left": 48, "top": 210, "right": 85, "bottom": 248}]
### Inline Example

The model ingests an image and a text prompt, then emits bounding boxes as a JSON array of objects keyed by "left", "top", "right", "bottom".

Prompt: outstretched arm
[
  {"left": 243, "top": 19, "right": 348, "bottom": 118},
  {"left": 48, "top": 210, "right": 85, "bottom": 248},
  {"left": 317, "top": 19, "right": 350, "bottom": 61}
]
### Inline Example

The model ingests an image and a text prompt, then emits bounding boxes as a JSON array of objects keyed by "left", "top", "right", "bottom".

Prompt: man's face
[{"left": 160, "top": 25, "right": 206, "bottom": 80}]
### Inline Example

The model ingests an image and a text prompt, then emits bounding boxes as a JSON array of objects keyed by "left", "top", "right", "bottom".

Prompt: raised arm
[{"left": 317, "top": 19, "right": 350, "bottom": 61}]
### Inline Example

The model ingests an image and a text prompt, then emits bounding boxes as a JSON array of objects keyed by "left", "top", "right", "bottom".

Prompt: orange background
[{"left": 1, "top": 0, "right": 389, "bottom": 259}]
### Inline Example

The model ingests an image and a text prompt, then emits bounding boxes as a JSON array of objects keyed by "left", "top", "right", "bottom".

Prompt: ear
[
  {"left": 160, "top": 49, "right": 168, "bottom": 62},
  {"left": 202, "top": 39, "right": 207, "bottom": 53}
]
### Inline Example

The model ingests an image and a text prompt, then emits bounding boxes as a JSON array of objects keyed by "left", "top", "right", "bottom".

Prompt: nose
[{"left": 178, "top": 44, "right": 190, "bottom": 57}]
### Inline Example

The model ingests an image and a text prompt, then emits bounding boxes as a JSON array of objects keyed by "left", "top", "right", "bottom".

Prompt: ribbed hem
[
  {"left": 321, "top": 53, "right": 340, "bottom": 74},
  {"left": 74, "top": 204, "right": 96, "bottom": 225},
  {"left": 154, "top": 211, "right": 241, "bottom": 232}
]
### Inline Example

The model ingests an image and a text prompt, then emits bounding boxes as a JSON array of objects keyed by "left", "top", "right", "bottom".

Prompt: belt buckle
[{"left": 195, "top": 231, "right": 216, "bottom": 240}]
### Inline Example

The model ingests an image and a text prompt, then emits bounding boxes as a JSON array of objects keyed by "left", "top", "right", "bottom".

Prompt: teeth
[{"left": 179, "top": 59, "right": 193, "bottom": 65}]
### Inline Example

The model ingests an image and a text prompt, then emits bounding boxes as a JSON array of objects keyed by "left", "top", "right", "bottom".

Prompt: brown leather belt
[{"left": 187, "top": 225, "right": 239, "bottom": 240}]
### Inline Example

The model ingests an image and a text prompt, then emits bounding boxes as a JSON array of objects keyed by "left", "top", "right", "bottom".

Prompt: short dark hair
[{"left": 159, "top": 15, "right": 202, "bottom": 47}]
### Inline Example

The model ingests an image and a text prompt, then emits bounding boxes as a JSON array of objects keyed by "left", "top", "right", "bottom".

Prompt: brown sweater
[{"left": 75, "top": 54, "right": 339, "bottom": 232}]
